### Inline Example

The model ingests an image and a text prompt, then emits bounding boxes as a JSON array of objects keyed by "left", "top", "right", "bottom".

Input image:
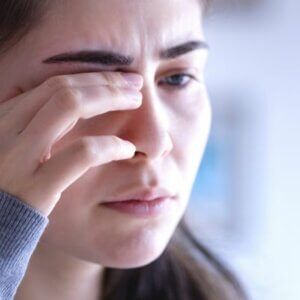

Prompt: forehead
[{"left": 33, "top": 0, "right": 204, "bottom": 59}]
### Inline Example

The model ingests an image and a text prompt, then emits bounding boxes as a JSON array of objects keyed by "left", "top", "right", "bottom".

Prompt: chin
[
  {"left": 102, "top": 245, "right": 167, "bottom": 269},
  {"left": 92, "top": 231, "right": 171, "bottom": 269}
]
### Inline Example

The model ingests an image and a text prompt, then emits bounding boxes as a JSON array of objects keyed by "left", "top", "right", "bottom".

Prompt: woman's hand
[{"left": 0, "top": 71, "right": 143, "bottom": 216}]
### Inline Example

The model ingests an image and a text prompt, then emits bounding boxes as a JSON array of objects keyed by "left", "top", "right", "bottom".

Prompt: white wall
[{"left": 203, "top": 0, "right": 300, "bottom": 299}]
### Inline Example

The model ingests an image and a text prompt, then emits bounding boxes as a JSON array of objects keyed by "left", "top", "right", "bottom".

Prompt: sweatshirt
[{"left": 0, "top": 189, "right": 49, "bottom": 300}]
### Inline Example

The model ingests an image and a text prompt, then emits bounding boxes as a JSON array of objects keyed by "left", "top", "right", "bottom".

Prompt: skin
[{"left": 0, "top": 0, "right": 211, "bottom": 299}]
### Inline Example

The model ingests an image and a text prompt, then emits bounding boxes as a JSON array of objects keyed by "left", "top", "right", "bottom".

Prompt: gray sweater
[{"left": 0, "top": 189, "right": 49, "bottom": 300}]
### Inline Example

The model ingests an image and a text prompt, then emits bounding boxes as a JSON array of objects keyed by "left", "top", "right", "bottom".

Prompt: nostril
[
  {"left": 133, "top": 151, "right": 143, "bottom": 157},
  {"left": 131, "top": 151, "right": 147, "bottom": 160}
]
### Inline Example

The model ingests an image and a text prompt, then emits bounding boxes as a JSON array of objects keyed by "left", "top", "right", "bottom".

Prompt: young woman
[{"left": 0, "top": 0, "right": 248, "bottom": 299}]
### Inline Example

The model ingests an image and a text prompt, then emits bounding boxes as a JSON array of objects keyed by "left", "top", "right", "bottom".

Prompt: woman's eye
[{"left": 159, "top": 73, "right": 194, "bottom": 89}]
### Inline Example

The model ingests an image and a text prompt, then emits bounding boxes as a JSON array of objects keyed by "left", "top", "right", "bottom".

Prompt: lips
[
  {"left": 101, "top": 186, "right": 176, "bottom": 203},
  {"left": 101, "top": 196, "right": 175, "bottom": 218}
]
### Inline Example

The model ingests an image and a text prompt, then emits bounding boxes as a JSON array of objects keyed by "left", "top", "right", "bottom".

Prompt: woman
[{"left": 0, "top": 0, "right": 248, "bottom": 299}]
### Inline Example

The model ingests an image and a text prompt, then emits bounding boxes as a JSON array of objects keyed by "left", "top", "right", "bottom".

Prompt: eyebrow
[{"left": 42, "top": 40, "right": 209, "bottom": 67}]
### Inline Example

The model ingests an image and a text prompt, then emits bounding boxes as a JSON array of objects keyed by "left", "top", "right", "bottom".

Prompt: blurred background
[{"left": 185, "top": 0, "right": 300, "bottom": 299}]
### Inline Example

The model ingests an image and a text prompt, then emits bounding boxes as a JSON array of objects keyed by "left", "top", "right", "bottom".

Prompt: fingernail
[
  {"left": 125, "top": 142, "right": 136, "bottom": 155},
  {"left": 122, "top": 73, "right": 143, "bottom": 88},
  {"left": 126, "top": 89, "right": 142, "bottom": 102}
]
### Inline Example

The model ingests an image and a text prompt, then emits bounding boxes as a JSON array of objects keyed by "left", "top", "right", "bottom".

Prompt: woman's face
[{"left": 0, "top": 0, "right": 211, "bottom": 268}]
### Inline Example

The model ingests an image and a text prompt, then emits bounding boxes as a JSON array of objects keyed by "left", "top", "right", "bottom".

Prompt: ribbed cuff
[{"left": 0, "top": 189, "right": 49, "bottom": 271}]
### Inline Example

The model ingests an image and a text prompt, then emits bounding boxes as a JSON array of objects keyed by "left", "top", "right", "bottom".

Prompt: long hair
[
  {"left": 0, "top": 1, "right": 248, "bottom": 299},
  {"left": 101, "top": 215, "right": 248, "bottom": 300}
]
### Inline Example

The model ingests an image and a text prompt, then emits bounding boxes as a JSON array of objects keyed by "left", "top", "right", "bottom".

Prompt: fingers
[
  {"left": 18, "top": 83, "right": 142, "bottom": 165},
  {"left": 0, "top": 71, "right": 143, "bottom": 216},
  {"left": 32, "top": 135, "right": 136, "bottom": 215},
  {"left": 0, "top": 71, "right": 143, "bottom": 138}
]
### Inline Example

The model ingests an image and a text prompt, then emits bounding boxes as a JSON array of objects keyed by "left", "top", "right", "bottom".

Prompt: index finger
[{"left": 1, "top": 70, "right": 143, "bottom": 116}]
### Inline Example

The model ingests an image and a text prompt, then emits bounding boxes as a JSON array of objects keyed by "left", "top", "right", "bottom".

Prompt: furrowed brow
[{"left": 42, "top": 40, "right": 209, "bottom": 66}]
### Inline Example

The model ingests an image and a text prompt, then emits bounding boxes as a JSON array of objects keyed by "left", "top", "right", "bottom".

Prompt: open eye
[{"left": 159, "top": 73, "right": 195, "bottom": 89}]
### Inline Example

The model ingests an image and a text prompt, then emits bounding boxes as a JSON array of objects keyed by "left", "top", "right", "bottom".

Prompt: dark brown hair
[{"left": 0, "top": 1, "right": 248, "bottom": 299}]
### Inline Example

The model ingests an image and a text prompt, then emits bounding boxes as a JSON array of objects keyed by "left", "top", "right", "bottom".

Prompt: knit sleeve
[{"left": 0, "top": 189, "right": 49, "bottom": 300}]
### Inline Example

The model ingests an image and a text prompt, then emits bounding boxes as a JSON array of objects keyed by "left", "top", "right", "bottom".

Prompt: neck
[{"left": 15, "top": 242, "right": 104, "bottom": 300}]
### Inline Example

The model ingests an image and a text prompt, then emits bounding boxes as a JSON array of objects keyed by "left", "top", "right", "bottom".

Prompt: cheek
[
  {"left": 173, "top": 91, "right": 212, "bottom": 156},
  {"left": 171, "top": 92, "right": 212, "bottom": 185}
]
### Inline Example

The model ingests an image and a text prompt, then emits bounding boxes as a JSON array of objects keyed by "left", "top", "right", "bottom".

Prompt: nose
[{"left": 119, "top": 84, "right": 173, "bottom": 163}]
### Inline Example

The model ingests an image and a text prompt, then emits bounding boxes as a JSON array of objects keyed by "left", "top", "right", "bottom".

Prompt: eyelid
[
  {"left": 160, "top": 67, "right": 198, "bottom": 77},
  {"left": 157, "top": 68, "right": 199, "bottom": 84},
  {"left": 156, "top": 74, "right": 193, "bottom": 92}
]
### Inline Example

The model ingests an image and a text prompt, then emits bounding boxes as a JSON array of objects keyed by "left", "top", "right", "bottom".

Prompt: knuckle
[
  {"left": 52, "top": 88, "right": 82, "bottom": 113},
  {"left": 77, "top": 137, "right": 98, "bottom": 160},
  {"left": 100, "top": 72, "right": 127, "bottom": 86},
  {"left": 45, "top": 75, "right": 72, "bottom": 90},
  {"left": 101, "top": 72, "right": 115, "bottom": 85},
  {"left": 104, "top": 85, "right": 122, "bottom": 100}
]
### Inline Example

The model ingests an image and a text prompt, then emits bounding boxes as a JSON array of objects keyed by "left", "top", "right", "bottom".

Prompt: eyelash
[{"left": 159, "top": 73, "right": 195, "bottom": 90}]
